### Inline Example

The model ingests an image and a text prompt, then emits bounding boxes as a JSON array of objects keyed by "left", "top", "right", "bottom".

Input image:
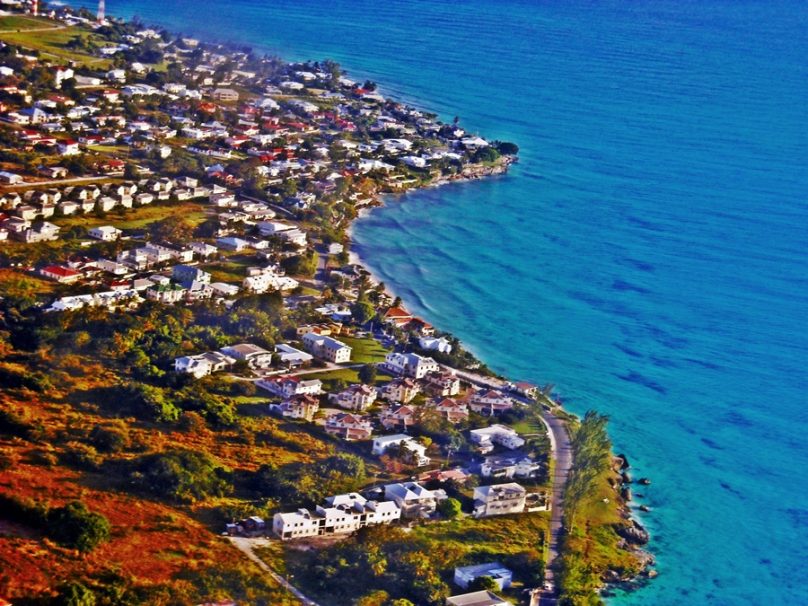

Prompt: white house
[
  {"left": 88, "top": 225, "right": 122, "bottom": 241},
  {"left": 302, "top": 333, "right": 352, "bottom": 364},
  {"left": 382, "top": 352, "right": 439, "bottom": 379},
  {"left": 472, "top": 483, "right": 527, "bottom": 518},
  {"left": 418, "top": 336, "right": 452, "bottom": 354},
  {"left": 469, "top": 425, "right": 525, "bottom": 454},
  {"left": 274, "top": 343, "right": 314, "bottom": 367},
  {"left": 257, "top": 376, "right": 322, "bottom": 398},
  {"left": 269, "top": 394, "right": 320, "bottom": 422},
  {"left": 330, "top": 384, "right": 377, "bottom": 412},
  {"left": 220, "top": 343, "right": 273, "bottom": 369},
  {"left": 272, "top": 493, "right": 400, "bottom": 541},
  {"left": 372, "top": 435, "right": 430, "bottom": 467},
  {"left": 174, "top": 351, "right": 236, "bottom": 378},
  {"left": 383, "top": 482, "right": 440, "bottom": 518}
]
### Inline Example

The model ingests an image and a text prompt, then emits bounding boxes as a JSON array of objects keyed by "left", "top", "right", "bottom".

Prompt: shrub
[
  {"left": 437, "top": 497, "right": 462, "bottom": 519},
  {"left": 131, "top": 450, "right": 231, "bottom": 503},
  {"left": 90, "top": 425, "right": 130, "bottom": 453},
  {"left": 48, "top": 501, "right": 111, "bottom": 552}
]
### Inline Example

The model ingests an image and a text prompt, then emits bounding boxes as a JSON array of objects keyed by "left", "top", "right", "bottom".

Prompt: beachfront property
[
  {"left": 220, "top": 343, "right": 273, "bottom": 369},
  {"left": 302, "top": 332, "right": 352, "bottom": 363},
  {"left": 372, "top": 434, "right": 431, "bottom": 466},
  {"left": 419, "top": 335, "right": 452, "bottom": 354},
  {"left": 469, "top": 424, "right": 525, "bottom": 453},
  {"left": 272, "top": 492, "right": 401, "bottom": 541},
  {"left": 330, "top": 384, "right": 377, "bottom": 411},
  {"left": 453, "top": 562, "right": 513, "bottom": 591},
  {"left": 382, "top": 351, "right": 440, "bottom": 379},
  {"left": 446, "top": 591, "right": 510, "bottom": 606},
  {"left": 472, "top": 483, "right": 527, "bottom": 518},
  {"left": 468, "top": 389, "right": 516, "bottom": 416}
]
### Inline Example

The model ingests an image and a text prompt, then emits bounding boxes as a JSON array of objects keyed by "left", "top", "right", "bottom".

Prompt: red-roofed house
[
  {"left": 58, "top": 139, "right": 80, "bottom": 156},
  {"left": 383, "top": 306, "right": 413, "bottom": 327},
  {"left": 325, "top": 413, "right": 373, "bottom": 441},
  {"left": 39, "top": 265, "right": 82, "bottom": 284}
]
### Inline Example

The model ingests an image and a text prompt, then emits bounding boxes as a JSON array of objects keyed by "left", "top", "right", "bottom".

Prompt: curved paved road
[{"left": 446, "top": 366, "right": 573, "bottom": 601}]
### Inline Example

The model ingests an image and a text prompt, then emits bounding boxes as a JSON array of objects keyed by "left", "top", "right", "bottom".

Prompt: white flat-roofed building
[
  {"left": 469, "top": 424, "right": 525, "bottom": 454},
  {"left": 454, "top": 563, "right": 513, "bottom": 591},
  {"left": 220, "top": 343, "right": 273, "bottom": 369},
  {"left": 275, "top": 343, "right": 314, "bottom": 367},
  {"left": 302, "top": 332, "right": 352, "bottom": 363},
  {"left": 472, "top": 483, "right": 526, "bottom": 518},
  {"left": 446, "top": 591, "right": 510, "bottom": 606},
  {"left": 272, "top": 493, "right": 400, "bottom": 540},
  {"left": 89, "top": 225, "right": 122, "bottom": 241}
]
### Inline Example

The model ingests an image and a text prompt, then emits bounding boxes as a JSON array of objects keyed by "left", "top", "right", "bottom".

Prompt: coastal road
[
  {"left": 228, "top": 537, "right": 320, "bottom": 606},
  {"left": 446, "top": 365, "right": 573, "bottom": 596}
]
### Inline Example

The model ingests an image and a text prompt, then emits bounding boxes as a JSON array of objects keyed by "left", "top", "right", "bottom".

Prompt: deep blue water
[{"left": 69, "top": 1, "right": 808, "bottom": 603}]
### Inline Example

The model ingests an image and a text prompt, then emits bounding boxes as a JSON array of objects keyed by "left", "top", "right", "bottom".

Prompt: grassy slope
[{"left": 0, "top": 24, "right": 110, "bottom": 68}]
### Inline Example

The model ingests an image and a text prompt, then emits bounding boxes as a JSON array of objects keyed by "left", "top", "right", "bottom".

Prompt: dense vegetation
[{"left": 557, "top": 412, "right": 643, "bottom": 606}]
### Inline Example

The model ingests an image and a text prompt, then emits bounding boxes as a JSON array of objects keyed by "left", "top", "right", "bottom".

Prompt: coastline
[
  {"left": 346, "top": 161, "right": 656, "bottom": 599},
  {"left": 0, "top": 4, "right": 654, "bottom": 602}
]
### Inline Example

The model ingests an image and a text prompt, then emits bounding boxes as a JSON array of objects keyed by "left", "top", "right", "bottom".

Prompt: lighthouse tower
[
  {"left": 97, "top": 0, "right": 106, "bottom": 24},
  {"left": 31, "top": 0, "right": 38, "bottom": 16}
]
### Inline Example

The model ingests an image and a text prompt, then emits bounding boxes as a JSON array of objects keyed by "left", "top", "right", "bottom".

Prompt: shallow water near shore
[{"left": 69, "top": 0, "right": 808, "bottom": 603}]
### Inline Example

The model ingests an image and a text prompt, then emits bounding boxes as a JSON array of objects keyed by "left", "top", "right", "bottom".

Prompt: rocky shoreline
[{"left": 608, "top": 453, "right": 657, "bottom": 591}]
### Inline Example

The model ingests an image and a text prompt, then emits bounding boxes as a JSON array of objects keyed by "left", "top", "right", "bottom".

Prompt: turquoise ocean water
[{"left": 68, "top": 1, "right": 808, "bottom": 603}]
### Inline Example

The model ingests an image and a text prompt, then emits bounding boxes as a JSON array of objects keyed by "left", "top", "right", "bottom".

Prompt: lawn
[
  {"left": 0, "top": 24, "right": 110, "bottom": 68},
  {"left": 0, "top": 16, "right": 53, "bottom": 31},
  {"left": 339, "top": 336, "right": 391, "bottom": 364},
  {"left": 200, "top": 255, "right": 255, "bottom": 283},
  {"left": 56, "top": 201, "right": 209, "bottom": 231},
  {"left": 303, "top": 367, "right": 394, "bottom": 390}
]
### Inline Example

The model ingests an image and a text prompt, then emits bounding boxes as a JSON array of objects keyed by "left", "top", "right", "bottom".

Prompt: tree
[
  {"left": 494, "top": 141, "right": 519, "bottom": 156},
  {"left": 131, "top": 450, "right": 231, "bottom": 503},
  {"left": 354, "top": 590, "right": 389, "bottom": 606},
  {"left": 48, "top": 502, "right": 111, "bottom": 552},
  {"left": 351, "top": 299, "right": 376, "bottom": 325},
  {"left": 437, "top": 497, "right": 462, "bottom": 519},
  {"left": 148, "top": 216, "right": 195, "bottom": 244},
  {"left": 358, "top": 364, "right": 377, "bottom": 384},
  {"left": 468, "top": 575, "right": 500, "bottom": 592},
  {"left": 56, "top": 582, "right": 96, "bottom": 606}
]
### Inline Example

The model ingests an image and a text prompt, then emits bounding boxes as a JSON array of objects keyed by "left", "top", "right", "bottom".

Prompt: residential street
[{"left": 445, "top": 365, "right": 573, "bottom": 598}]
